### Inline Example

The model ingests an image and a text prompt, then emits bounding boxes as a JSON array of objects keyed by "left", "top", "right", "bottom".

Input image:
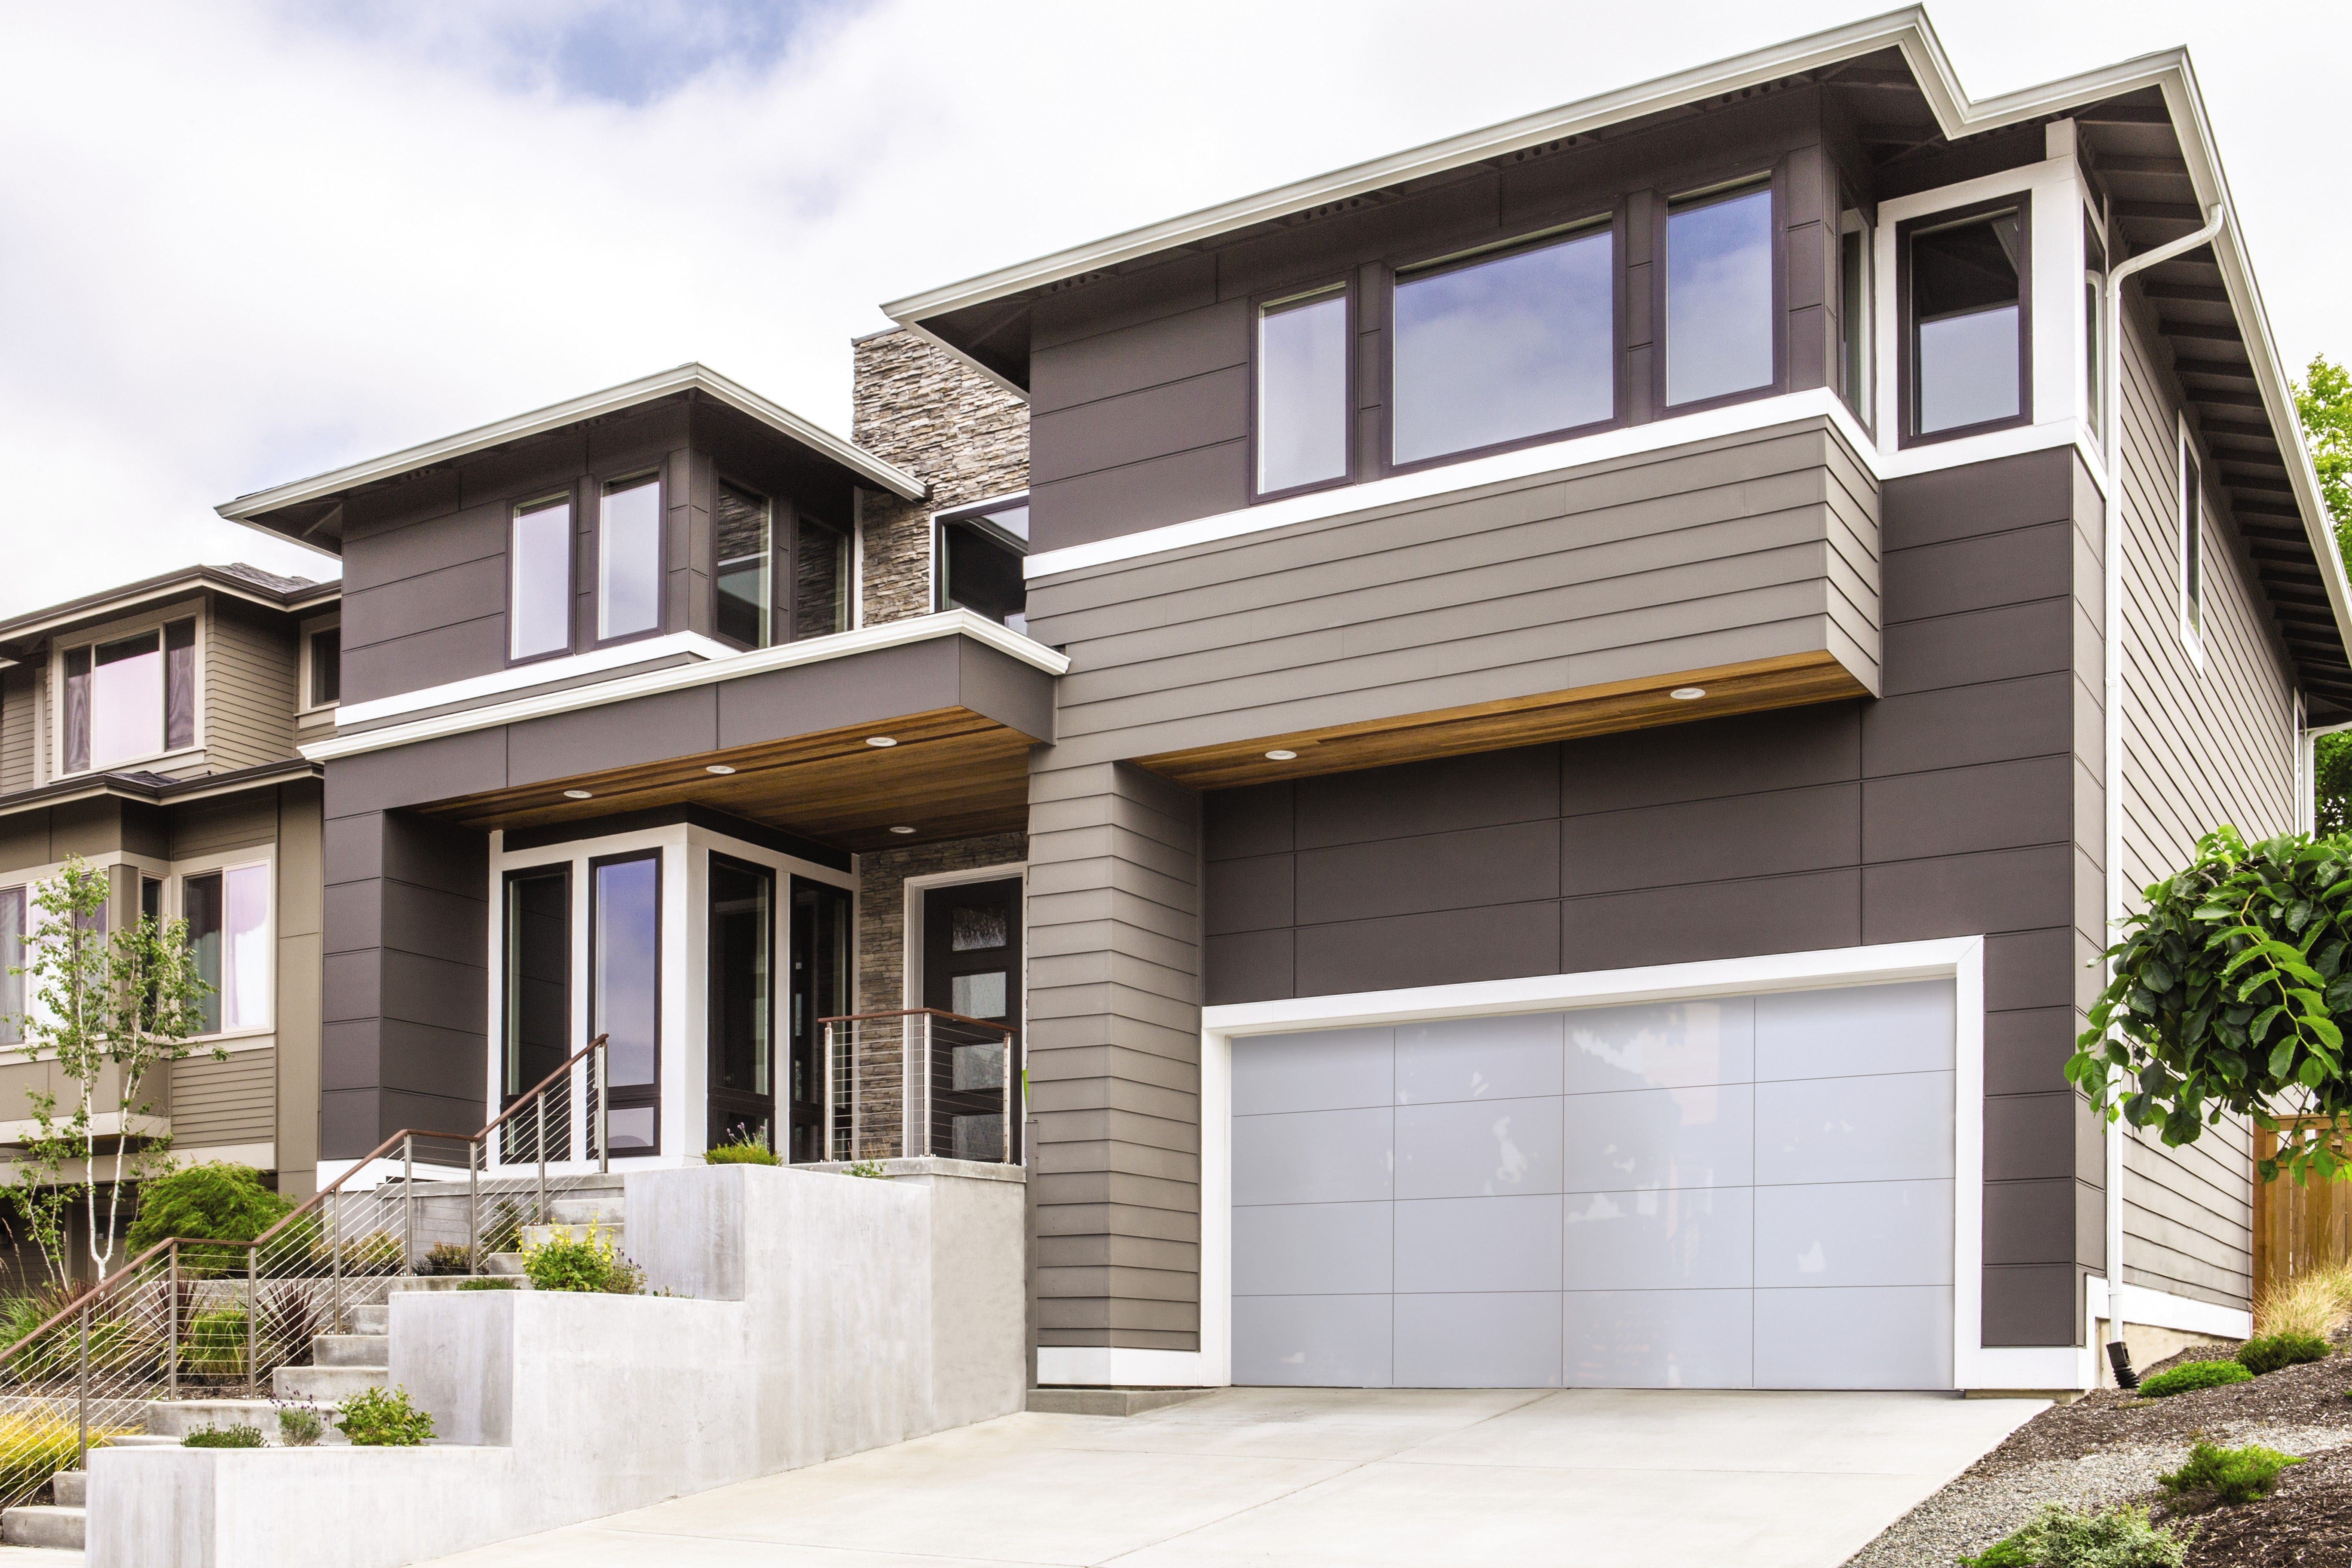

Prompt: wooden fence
[{"left": 2255, "top": 1116, "right": 2352, "bottom": 1294}]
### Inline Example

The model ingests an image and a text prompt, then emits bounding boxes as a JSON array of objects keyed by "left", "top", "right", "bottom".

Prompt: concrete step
[
  {"left": 311, "top": 1334, "right": 387, "bottom": 1369},
  {"left": 1, "top": 1506, "right": 83, "bottom": 1550},
  {"left": 546, "top": 1196, "right": 625, "bottom": 1226},
  {"left": 141, "top": 1400, "right": 279, "bottom": 1439},
  {"left": 49, "top": 1473, "right": 82, "bottom": 1509},
  {"left": 272, "top": 1364, "right": 387, "bottom": 1403},
  {"left": 351, "top": 1304, "right": 388, "bottom": 1334},
  {"left": 1026, "top": 1387, "right": 1214, "bottom": 1417},
  {"left": 487, "top": 1253, "right": 527, "bottom": 1276},
  {"left": 388, "top": 1274, "right": 529, "bottom": 1292}
]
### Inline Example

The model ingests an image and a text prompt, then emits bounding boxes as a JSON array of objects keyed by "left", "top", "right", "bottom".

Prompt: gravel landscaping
[{"left": 1844, "top": 1341, "right": 2352, "bottom": 1567}]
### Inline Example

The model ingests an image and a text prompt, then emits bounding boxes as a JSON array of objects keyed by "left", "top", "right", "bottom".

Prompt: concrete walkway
[{"left": 419, "top": 1386, "right": 2044, "bottom": 1568}]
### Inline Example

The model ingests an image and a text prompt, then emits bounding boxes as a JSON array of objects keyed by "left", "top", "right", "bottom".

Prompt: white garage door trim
[{"left": 1035, "top": 934, "right": 2084, "bottom": 1394}]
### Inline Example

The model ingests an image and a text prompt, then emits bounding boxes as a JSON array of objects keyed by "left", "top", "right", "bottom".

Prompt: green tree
[
  {"left": 2296, "top": 355, "right": 2352, "bottom": 831},
  {"left": 4, "top": 857, "right": 217, "bottom": 1282}
]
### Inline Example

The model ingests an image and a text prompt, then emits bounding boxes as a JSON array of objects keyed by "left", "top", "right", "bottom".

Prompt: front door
[
  {"left": 921, "top": 877, "right": 1022, "bottom": 1161},
  {"left": 706, "top": 853, "right": 775, "bottom": 1149}
]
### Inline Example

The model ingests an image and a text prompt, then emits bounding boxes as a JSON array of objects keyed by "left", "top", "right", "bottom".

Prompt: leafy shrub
[
  {"left": 0, "top": 1414, "right": 129, "bottom": 1504},
  {"left": 2236, "top": 1330, "right": 2330, "bottom": 1375},
  {"left": 337, "top": 1231, "right": 404, "bottom": 1275},
  {"left": 422, "top": 1242, "right": 475, "bottom": 1275},
  {"left": 456, "top": 1277, "right": 517, "bottom": 1292},
  {"left": 1, "top": 1285, "right": 90, "bottom": 1376},
  {"left": 127, "top": 1164, "right": 293, "bottom": 1257},
  {"left": 181, "top": 1306, "right": 263, "bottom": 1381},
  {"left": 521, "top": 1225, "right": 640, "bottom": 1294},
  {"left": 845, "top": 1160, "right": 888, "bottom": 1179},
  {"left": 337, "top": 1384, "right": 434, "bottom": 1447},
  {"left": 480, "top": 1200, "right": 526, "bottom": 1256},
  {"left": 704, "top": 1136, "right": 780, "bottom": 1166},
  {"left": 182, "top": 1425, "right": 264, "bottom": 1449},
  {"left": 1959, "top": 1504, "right": 2189, "bottom": 1568},
  {"left": 276, "top": 1407, "right": 324, "bottom": 1447},
  {"left": 253, "top": 1283, "right": 324, "bottom": 1369},
  {"left": 2159, "top": 1439, "right": 2306, "bottom": 1506},
  {"left": 2139, "top": 1359, "right": 2253, "bottom": 1398}
]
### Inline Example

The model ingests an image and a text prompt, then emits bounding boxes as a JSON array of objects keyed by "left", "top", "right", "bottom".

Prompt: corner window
[
  {"left": 1392, "top": 222, "right": 1614, "bottom": 466},
  {"left": 1905, "top": 203, "right": 2028, "bottom": 440},
  {"left": 305, "top": 624, "right": 340, "bottom": 708},
  {"left": 2084, "top": 212, "right": 2107, "bottom": 445},
  {"left": 184, "top": 863, "right": 270, "bottom": 1035},
  {"left": 597, "top": 474, "right": 662, "bottom": 642},
  {"left": 1666, "top": 183, "right": 1775, "bottom": 407},
  {"left": 0, "top": 886, "right": 22, "bottom": 1047},
  {"left": 61, "top": 617, "right": 196, "bottom": 773},
  {"left": 502, "top": 864, "right": 572, "bottom": 1116},
  {"left": 1838, "top": 205, "right": 1874, "bottom": 426},
  {"left": 714, "top": 481, "right": 772, "bottom": 648},
  {"left": 2180, "top": 424, "right": 2204, "bottom": 647},
  {"left": 937, "top": 497, "right": 1029, "bottom": 635},
  {"left": 509, "top": 495, "right": 573, "bottom": 661},
  {"left": 591, "top": 850, "right": 662, "bottom": 1154},
  {"left": 1254, "top": 285, "right": 1350, "bottom": 496},
  {"left": 794, "top": 514, "right": 850, "bottom": 640}
]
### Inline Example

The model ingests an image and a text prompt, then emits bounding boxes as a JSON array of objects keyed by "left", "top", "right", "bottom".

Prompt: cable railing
[
  {"left": 820, "top": 1009, "right": 1020, "bottom": 1165},
  {"left": 0, "top": 1035, "right": 609, "bottom": 1510}
]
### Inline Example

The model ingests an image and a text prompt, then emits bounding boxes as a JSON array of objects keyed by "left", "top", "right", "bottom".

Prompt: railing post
[
  {"left": 596, "top": 1035, "right": 609, "bottom": 1176},
  {"left": 402, "top": 1133, "right": 416, "bottom": 1275},
  {"left": 245, "top": 1243, "right": 258, "bottom": 1400},
  {"left": 1001, "top": 1027, "right": 1013, "bottom": 1166},
  {"left": 468, "top": 1137, "right": 481, "bottom": 1276},
  {"left": 75, "top": 1301, "right": 89, "bottom": 1473},
  {"left": 536, "top": 1094, "right": 549, "bottom": 1226},
  {"left": 166, "top": 1242, "right": 179, "bottom": 1400},
  {"left": 330, "top": 1187, "right": 344, "bottom": 1336},
  {"left": 822, "top": 1021, "right": 837, "bottom": 1161}
]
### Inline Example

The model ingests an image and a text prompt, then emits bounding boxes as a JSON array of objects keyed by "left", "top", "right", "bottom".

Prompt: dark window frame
[
  {"left": 790, "top": 508, "right": 853, "bottom": 643},
  {"left": 304, "top": 622, "right": 342, "bottom": 709},
  {"left": 1379, "top": 207, "right": 1626, "bottom": 478},
  {"left": 1656, "top": 168, "right": 1787, "bottom": 417},
  {"left": 505, "top": 489, "right": 579, "bottom": 669},
  {"left": 1247, "top": 275, "right": 1358, "bottom": 505},
  {"left": 1835, "top": 188, "right": 1878, "bottom": 432},
  {"left": 499, "top": 861, "right": 573, "bottom": 1106},
  {"left": 711, "top": 473, "right": 779, "bottom": 652},
  {"left": 588, "top": 846, "right": 663, "bottom": 1156},
  {"left": 590, "top": 468, "right": 668, "bottom": 652},
  {"left": 58, "top": 614, "right": 200, "bottom": 774},
  {"left": 705, "top": 850, "right": 777, "bottom": 1151},
  {"left": 932, "top": 493, "right": 1031, "bottom": 631},
  {"left": 1896, "top": 192, "right": 2035, "bottom": 449}
]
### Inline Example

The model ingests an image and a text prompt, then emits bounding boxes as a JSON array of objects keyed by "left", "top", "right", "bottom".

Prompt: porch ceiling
[{"left": 411, "top": 705, "right": 1031, "bottom": 853}]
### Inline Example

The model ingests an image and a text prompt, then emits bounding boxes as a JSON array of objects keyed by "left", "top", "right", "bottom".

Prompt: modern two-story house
[
  {"left": 0, "top": 562, "right": 339, "bottom": 1277},
  {"left": 213, "top": 10, "right": 2346, "bottom": 1396}
]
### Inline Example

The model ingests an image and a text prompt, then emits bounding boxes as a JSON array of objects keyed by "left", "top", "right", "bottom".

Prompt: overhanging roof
[
  {"left": 0, "top": 563, "right": 334, "bottom": 651},
  {"left": 218, "top": 363, "right": 926, "bottom": 551}
]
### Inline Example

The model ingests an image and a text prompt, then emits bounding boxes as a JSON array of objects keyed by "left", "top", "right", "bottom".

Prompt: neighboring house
[
  {"left": 212, "top": 9, "right": 2346, "bottom": 1395},
  {"left": 0, "top": 563, "right": 338, "bottom": 1275}
]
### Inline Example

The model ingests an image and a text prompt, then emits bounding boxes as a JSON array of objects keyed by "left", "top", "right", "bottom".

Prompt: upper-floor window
[
  {"left": 510, "top": 495, "right": 573, "bottom": 662},
  {"left": 304, "top": 623, "right": 340, "bottom": 709},
  {"left": 0, "top": 885, "right": 21, "bottom": 1047},
  {"left": 1255, "top": 285, "right": 1351, "bottom": 497},
  {"left": 1837, "top": 202, "right": 1874, "bottom": 427},
  {"left": 795, "top": 514, "right": 850, "bottom": 639},
  {"left": 62, "top": 618, "right": 195, "bottom": 773},
  {"left": 597, "top": 474, "right": 663, "bottom": 643},
  {"left": 715, "top": 481, "right": 772, "bottom": 647},
  {"left": 937, "top": 496, "right": 1029, "bottom": 634},
  {"left": 1665, "top": 182, "right": 1776, "bottom": 407},
  {"left": 1392, "top": 221, "right": 1615, "bottom": 467},
  {"left": 1904, "top": 202, "right": 2027, "bottom": 442},
  {"left": 184, "top": 862, "right": 270, "bottom": 1035}
]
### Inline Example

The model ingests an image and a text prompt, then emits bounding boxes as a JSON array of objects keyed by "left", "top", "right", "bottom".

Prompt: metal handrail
[
  {"left": 821, "top": 1007, "right": 1017, "bottom": 1032},
  {"left": 818, "top": 1009, "right": 1020, "bottom": 1164}
]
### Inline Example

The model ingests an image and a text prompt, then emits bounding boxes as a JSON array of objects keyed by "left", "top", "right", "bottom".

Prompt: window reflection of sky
[
  {"left": 1666, "top": 189, "right": 1775, "bottom": 405},
  {"left": 595, "top": 857, "right": 660, "bottom": 1086}
]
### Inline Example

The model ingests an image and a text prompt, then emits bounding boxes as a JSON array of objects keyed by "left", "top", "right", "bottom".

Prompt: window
[
  {"left": 1838, "top": 205, "right": 1874, "bottom": 426},
  {"left": 937, "top": 498, "right": 1029, "bottom": 634},
  {"left": 707, "top": 854, "right": 773, "bottom": 1149},
  {"left": 714, "top": 481, "right": 772, "bottom": 647},
  {"left": 794, "top": 514, "right": 849, "bottom": 639},
  {"left": 1255, "top": 285, "right": 1350, "bottom": 494},
  {"left": 509, "top": 496, "right": 573, "bottom": 661},
  {"left": 0, "top": 887, "right": 22, "bottom": 1047},
  {"left": 62, "top": 617, "right": 196, "bottom": 773},
  {"left": 502, "top": 864, "right": 572, "bottom": 1121},
  {"left": 1666, "top": 183, "right": 1775, "bottom": 406},
  {"left": 306, "top": 624, "right": 341, "bottom": 708},
  {"left": 1392, "top": 223, "right": 1614, "bottom": 466},
  {"left": 597, "top": 475, "right": 662, "bottom": 642},
  {"left": 2180, "top": 425, "right": 2204, "bottom": 646},
  {"left": 1906, "top": 203, "right": 2027, "bottom": 439},
  {"left": 184, "top": 864, "right": 269, "bottom": 1035},
  {"left": 2084, "top": 212, "right": 2107, "bottom": 445},
  {"left": 591, "top": 851, "right": 661, "bottom": 1153}
]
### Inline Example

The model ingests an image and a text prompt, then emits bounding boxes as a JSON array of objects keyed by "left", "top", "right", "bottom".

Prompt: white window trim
[
  {"left": 174, "top": 848, "right": 277, "bottom": 1043},
  {"left": 47, "top": 598, "right": 207, "bottom": 779},
  {"left": 0, "top": 850, "right": 172, "bottom": 1056},
  {"left": 2178, "top": 411, "right": 2206, "bottom": 665},
  {"left": 296, "top": 612, "right": 341, "bottom": 717},
  {"left": 898, "top": 861, "right": 1029, "bottom": 1017},
  {"left": 1038, "top": 935, "right": 2094, "bottom": 1396}
]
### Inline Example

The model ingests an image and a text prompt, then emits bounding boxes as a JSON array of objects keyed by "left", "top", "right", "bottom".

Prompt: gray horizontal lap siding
[
  {"left": 202, "top": 599, "right": 300, "bottom": 773},
  {"left": 0, "top": 668, "right": 33, "bottom": 793},
  {"left": 170, "top": 1049, "right": 277, "bottom": 1147}
]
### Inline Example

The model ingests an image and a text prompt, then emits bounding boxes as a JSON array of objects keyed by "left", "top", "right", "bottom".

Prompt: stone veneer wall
[{"left": 850, "top": 328, "right": 1029, "bottom": 627}]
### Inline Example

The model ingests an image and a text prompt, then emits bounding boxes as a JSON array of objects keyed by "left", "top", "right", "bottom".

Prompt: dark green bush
[
  {"left": 704, "top": 1137, "right": 780, "bottom": 1166},
  {"left": 456, "top": 1277, "right": 517, "bottom": 1291},
  {"left": 2159, "top": 1439, "right": 2305, "bottom": 1505},
  {"left": 1959, "top": 1504, "right": 2188, "bottom": 1568},
  {"left": 2139, "top": 1359, "right": 2254, "bottom": 1398},
  {"left": 422, "top": 1242, "right": 475, "bottom": 1275},
  {"left": 182, "top": 1425, "right": 264, "bottom": 1449},
  {"left": 128, "top": 1164, "right": 293, "bottom": 1257},
  {"left": 337, "top": 1385, "right": 435, "bottom": 1447},
  {"left": 2236, "top": 1330, "right": 2330, "bottom": 1375}
]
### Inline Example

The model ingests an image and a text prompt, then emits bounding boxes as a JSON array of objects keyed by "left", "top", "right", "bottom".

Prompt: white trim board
[
  {"left": 2088, "top": 1277, "right": 2254, "bottom": 1343},
  {"left": 337, "top": 631, "right": 738, "bottom": 727}
]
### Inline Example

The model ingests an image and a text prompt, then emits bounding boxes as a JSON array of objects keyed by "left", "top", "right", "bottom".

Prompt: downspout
[{"left": 2100, "top": 201, "right": 2226, "bottom": 1366}]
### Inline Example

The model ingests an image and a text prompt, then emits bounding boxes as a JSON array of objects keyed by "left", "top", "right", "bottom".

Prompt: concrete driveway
[{"left": 421, "top": 1387, "right": 2043, "bottom": 1568}]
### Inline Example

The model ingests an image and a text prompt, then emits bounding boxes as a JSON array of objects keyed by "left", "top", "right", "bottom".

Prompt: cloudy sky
[{"left": 1, "top": 0, "right": 2343, "bottom": 614}]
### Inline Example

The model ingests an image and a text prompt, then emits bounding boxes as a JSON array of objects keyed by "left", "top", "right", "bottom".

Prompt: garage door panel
[
  {"left": 1396, "top": 1096, "right": 1564, "bottom": 1198},
  {"left": 1395, "top": 1194, "right": 1563, "bottom": 1293},
  {"left": 1560, "top": 1084, "right": 1755, "bottom": 1191},
  {"left": 1752, "top": 1179, "right": 1954, "bottom": 1289},
  {"left": 1235, "top": 1106, "right": 1395, "bottom": 1205},
  {"left": 1396, "top": 1012, "right": 1565, "bottom": 1103},
  {"left": 1754, "top": 1286, "right": 1953, "bottom": 1389},
  {"left": 1234, "top": 1295, "right": 1393, "bottom": 1387},
  {"left": 1234, "top": 1026, "right": 1395, "bottom": 1115},
  {"left": 1396, "top": 1293, "right": 1564, "bottom": 1388},
  {"left": 1234, "top": 1202, "right": 1394, "bottom": 1296},
  {"left": 1562, "top": 998, "right": 1755, "bottom": 1093},
  {"left": 1562, "top": 1187, "right": 1754, "bottom": 1291},
  {"left": 1562, "top": 1289, "right": 1754, "bottom": 1388},
  {"left": 1754, "top": 1072, "right": 1954, "bottom": 1185},
  {"left": 1756, "top": 982, "right": 1956, "bottom": 1080}
]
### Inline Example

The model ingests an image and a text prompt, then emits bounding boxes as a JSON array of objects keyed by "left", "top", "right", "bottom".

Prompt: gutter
[
  {"left": 0, "top": 758, "right": 323, "bottom": 821},
  {"left": 2099, "top": 201, "right": 2228, "bottom": 1365}
]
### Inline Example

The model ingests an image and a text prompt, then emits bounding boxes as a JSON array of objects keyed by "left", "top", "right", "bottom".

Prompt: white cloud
[{"left": 0, "top": 0, "right": 2341, "bottom": 615}]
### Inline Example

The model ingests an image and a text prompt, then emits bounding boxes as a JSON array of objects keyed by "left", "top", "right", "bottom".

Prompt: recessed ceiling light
[
  {"left": 1669, "top": 687, "right": 1706, "bottom": 701},
  {"left": 1264, "top": 749, "right": 1298, "bottom": 761},
  {"left": 865, "top": 736, "right": 897, "bottom": 748},
  {"left": 889, "top": 825, "right": 917, "bottom": 835},
  {"left": 563, "top": 789, "right": 593, "bottom": 799},
  {"left": 705, "top": 764, "right": 736, "bottom": 775}
]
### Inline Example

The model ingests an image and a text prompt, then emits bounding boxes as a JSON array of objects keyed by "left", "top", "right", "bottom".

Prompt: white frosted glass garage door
[{"left": 1230, "top": 982, "right": 1957, "bottom": 1390}]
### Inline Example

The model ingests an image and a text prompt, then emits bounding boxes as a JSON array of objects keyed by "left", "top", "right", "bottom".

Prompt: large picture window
[
  {"left": 509, "top": 496, "right": 573, "bottom": 661},
  {"left": 0, "top": 887, "right": 22, "bottom": 1047},
  {"left": 1905, "top": 202, "right": 2027, "bottom": 441},
  {"left": 1393, "top": 224, "right": 1614, "bottom": 466},
  {"left": 1256, "top": 285, "right": 1350, "bottom": 495},
  {"left": 1666, "top": 183, "right": 1775, "bottom": 407},
  {"left": 184, "top": 863, "right": 270, "bottom": 1035},
  {"left": 597, "top": 474, "right": 662, "bottom": 642},
  {"left": 62, "top": 618, "right": 196, "bottom": 773},
  {"left": 591, "top": 851, "right": 661, "bottom": 1153}
]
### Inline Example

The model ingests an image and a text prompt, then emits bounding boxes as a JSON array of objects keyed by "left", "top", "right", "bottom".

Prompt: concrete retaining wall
[{"left": 88, "top": 1163, "right": 1026, "bottom": 1567}]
